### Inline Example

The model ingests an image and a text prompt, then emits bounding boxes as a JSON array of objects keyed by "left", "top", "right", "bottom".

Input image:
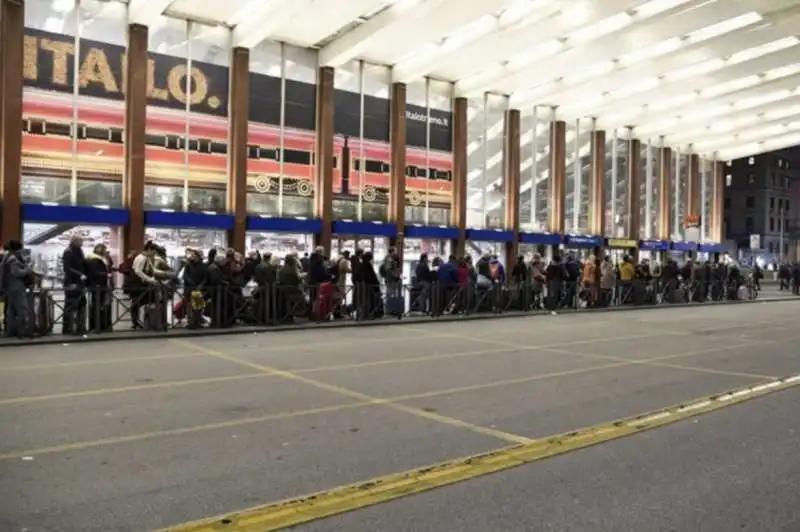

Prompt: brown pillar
[
  {"left": 388, "top": 82, "right": 406, "bottom": 257},
  {"left": 588, "top": 130, "right": 606, "bottom": 236},
  {"left": 226, "top": 47, "right": 250, "bottom": 253},
  {"left": 0, "top": 0, "right": 24, "bottom": 245},
  {"left": 686, "top": 153, "right": 701, "bottom": 218},
  {"left": 121, "top": 23, "right": 148, "bottom": 258},
  {"left": 657, "top": 147, "right": 672, "bottom": 240},
  {"left": 450, "top": 97, "right": 467, "bottom": 257},
  {"left": 314, "top": 66, "right": 334, "bottom": 255},
  {"left": 626, "top": 138, "right": 641, "bottom": 240},
  {"left": 589, "top": 129, "right": 606, "bottom": 301},
  {"left": 548, "top": 120, "right": 566, "bottom": 235},
  {"left": 503, "top": 109, "right": 520, "bottom": 268},
  {"left": 710, "top": 161, "right": 725, "bottom": 242}
]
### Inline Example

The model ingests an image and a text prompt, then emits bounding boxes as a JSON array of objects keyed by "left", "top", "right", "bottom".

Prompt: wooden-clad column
[
  {"left": 121, "top": 23, "right": 148, "bottom": 258},
  {"left": 388, "top": 82, "right": 406, "bottom": 258},
  {"left": 589, "top": 129, "right": 606, "bottom": 296},
  {"left": 314, "top": 66, "right": 334, "bottom": 255},
  {"left": 226, "top": 47, "right": 249, "bottom": 253},
  {"left": 451, "top": 97, "right": 467, "bottom": 257},
  {"left": 548, "top": 120, "right": 566, "bottom": 235},
  {"left": 710, "top": 161, "right": 725, "bottom": 242},
  {"left": 626, "top": 138, "right": 641, "bottom": 240},
  {"left": 588, "top": 130, "right": 606, "bottom": 236},
  {"left": 0, "top": 0, "right": 24, "bottom": 245},
  {"left": 657, "top": 147, "right": 672, "bottom": 241},
  {"left": 503, "top": 109, "right": 520, "bottom": 268}
]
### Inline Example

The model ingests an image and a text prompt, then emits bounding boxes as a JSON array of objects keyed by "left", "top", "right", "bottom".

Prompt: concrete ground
[
  {"left": 1, "top": 300, "right": 799, "bottom": 531},
  {"left": 301, "top": 388, "right": 800, "bottom": 532}
]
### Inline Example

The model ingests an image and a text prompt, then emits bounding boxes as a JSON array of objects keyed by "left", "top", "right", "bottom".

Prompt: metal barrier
[{"left": 0, "top": 276, "right": 767, "bottom": 339}]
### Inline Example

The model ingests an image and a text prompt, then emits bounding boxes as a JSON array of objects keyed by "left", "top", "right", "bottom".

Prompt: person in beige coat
[{"left": 600, "top": 257, "right": 616, "bottom": 306}]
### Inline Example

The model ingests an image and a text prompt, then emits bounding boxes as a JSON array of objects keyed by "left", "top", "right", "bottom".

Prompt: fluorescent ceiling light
[
  {"left": 635, "top": 0, "right": 691, "bottom": 18},
  {"left": 686, "top": 12, "right": 762, "bottom": 43},
  {"left": 568, "top": 12, "right": 632, "bottom": 43}
]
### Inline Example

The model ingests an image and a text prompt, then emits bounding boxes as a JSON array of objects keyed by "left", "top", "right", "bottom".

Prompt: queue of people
[{"left": 0, "top": 237, "right": 795, "bottom": 339}]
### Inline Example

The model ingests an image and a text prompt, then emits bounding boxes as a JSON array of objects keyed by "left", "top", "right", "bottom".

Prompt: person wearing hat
[{"left": 0, "top": 240, "right": 33, "bottom": 338}]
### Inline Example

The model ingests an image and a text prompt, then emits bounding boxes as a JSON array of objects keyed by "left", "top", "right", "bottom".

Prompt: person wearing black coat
[
  {"left": 360, "top": 252, "right": 382, "bottom": 319},
  {"left": 181, "top": 249, "right": 207, "bottom": 329},
  {"left": 85, "top": 244, "right": 113, "bottom": 333},
  {"left": 62, "top": 235, "right": 88, "bottom": 335}
]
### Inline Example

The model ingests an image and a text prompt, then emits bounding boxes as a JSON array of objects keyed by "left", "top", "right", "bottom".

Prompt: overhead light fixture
[
  {"left": 686, "top": 12, "right": 762, "bottom": 43},
  {"left": 568, "top": 12, "right": 632, "bottom": 43}
]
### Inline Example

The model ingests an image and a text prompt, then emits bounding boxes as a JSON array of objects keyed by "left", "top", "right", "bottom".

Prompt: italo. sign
[{"left": 23, "top": 28, "right": 228, "bottom": 115}]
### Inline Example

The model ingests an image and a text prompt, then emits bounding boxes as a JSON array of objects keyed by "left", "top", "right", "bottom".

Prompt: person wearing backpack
[{"left": 0, "top": 241, "right": 33, "bottom": 338}]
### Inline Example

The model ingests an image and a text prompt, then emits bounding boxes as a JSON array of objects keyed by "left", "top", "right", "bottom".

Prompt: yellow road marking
[
  {"left": 174, "top": 340, "right": 533, "bottom": 445},
  {"left": 535, "top": 346, "right": 777, "bottom": 381},
  {"left": 0, "top": 373, "right": 270, "bottom": 406},
  {"left": 0, "top": 353, "right": 197, "bottom": 372},
  {"left": 159, "top": 374, "right": 800, "bottom": 532}
]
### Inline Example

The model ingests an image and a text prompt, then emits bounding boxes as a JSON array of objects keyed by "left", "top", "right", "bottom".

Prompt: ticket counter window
[
  {"left": 404, "top": 239, "right": 452, "bottom": 282},
  {"left": 246, "top": 233, "right": 314, "bottom": 260},
  {"left": 466, "top": 241, "right": 506, "bottom": 266},
  {"left": 143, "top": 228, "right": 227, "bottom": 269},
  {"left": 23, "top": 224, "right": 122, "bottom": 288}
]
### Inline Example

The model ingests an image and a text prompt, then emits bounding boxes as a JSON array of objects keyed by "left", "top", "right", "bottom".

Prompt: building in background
[{"left": 724, "top": 147, "right": 800, "bottom": 265}]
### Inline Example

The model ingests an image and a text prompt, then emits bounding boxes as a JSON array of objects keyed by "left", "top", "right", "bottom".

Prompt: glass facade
[{"left": 10, "top": 1, "right": 715, "bottom": 266}]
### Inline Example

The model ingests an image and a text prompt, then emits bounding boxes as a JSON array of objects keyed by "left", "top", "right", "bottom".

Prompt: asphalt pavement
[
  {"left": 1, "top": 300, "right": 799, "bottom": 531},
  {"left": 300, "top": 387, "right": 800, "bottom": 532}
]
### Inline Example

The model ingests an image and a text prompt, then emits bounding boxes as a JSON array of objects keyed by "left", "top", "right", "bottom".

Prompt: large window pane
[
  {"left": 405, "top": 78, "right": 453, "bottom": 226},
  {"left": 603, "top": 130, "right": 615, "bottom": 237},
  {"left": 247, "top": 41, "right": 317, "bottom": 217},
  {"left": 144, "top": 19, "right": 229, "bottom": 212},
  {"left": 333, "top": 61, "right": 391, "bottom": 222},
  {"left": 466, "top": 93, "right": 507, "bottom": 229},
  {"left": 74, "top": 0, "right": 126, "bottom": 208},
  {"left": 22, "top": 0, "right": 78, "bottom": 205}
]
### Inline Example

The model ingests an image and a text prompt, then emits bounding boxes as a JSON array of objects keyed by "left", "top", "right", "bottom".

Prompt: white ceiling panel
[{"left": 112, "top": 0, "right": 800, "bottom": 159}]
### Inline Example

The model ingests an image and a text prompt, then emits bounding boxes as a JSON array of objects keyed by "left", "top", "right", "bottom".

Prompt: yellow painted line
[
  {"left": 0, "top": 373, "right": 271, "bottom": 406},
  {"left": 160, "top": 374, "right": 800, "bottom": 532},
  {"left": 175, "top": 340, "right": 533, "bottom": 445},
  {"left": 0, "top": 353, "right": 197, "bottom": 372},
  {"left": 534, "top": 346, "right": 777, "bottom": 381}
]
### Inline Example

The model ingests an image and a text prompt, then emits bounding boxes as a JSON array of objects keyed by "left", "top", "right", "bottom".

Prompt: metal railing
[{"left": 0, "top": 276, "right": 765, "bottom": 339}]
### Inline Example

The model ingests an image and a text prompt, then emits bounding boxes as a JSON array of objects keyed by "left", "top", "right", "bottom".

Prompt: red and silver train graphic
[{"left": 20, "top": 91, "right": 453, "bottom": 202}]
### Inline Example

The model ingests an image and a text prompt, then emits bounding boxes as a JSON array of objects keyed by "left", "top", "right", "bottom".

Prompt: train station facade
[{"left": 4, "top": 0, "right": 795, "bottom": 267}]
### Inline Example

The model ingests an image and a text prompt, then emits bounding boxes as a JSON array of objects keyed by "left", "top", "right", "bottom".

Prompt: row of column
[{"left": 0, "top": 13, "right": 726, "bottom": 262}]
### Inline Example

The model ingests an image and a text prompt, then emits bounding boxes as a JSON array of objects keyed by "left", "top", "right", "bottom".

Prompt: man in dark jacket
[
  {"left": 62, "top": 235, "right": 87, "bottom": 335},
  {"left": 1, "top": 241, "right": 33, "bottom": 338}
]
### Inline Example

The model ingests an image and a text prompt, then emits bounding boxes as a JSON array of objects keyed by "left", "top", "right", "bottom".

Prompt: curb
[{"left": 1, "top": 296, "right": 797, "bottom": 348}]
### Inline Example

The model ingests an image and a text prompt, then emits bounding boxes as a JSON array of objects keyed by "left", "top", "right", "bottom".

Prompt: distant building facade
[{"left": 724, "top": 147, "right": 800, "bottom": 262}]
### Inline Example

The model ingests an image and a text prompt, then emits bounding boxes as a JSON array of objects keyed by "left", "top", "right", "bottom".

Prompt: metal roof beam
[
  {"left": 128, "top": 0, "right": 174, "bottom": 25},
  {"left": 319, "top": 0, "right": 449, "bottom": 67},
  {"left": 232, "top": 0, "right": 313, "bottom": 48}
]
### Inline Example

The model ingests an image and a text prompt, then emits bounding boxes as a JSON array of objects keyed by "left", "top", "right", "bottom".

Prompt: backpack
[
  {"left": 489, "top": 262, "right": 501, "bottom": 280},
  {"left": 118, "top": 256, "right": 134, "bottom": 276},
  {"left": 379, "top": 262, "right": 387, "bottom": 279},
  {"left": 327, "top": 261, "right": 339, "bottom": 283}
]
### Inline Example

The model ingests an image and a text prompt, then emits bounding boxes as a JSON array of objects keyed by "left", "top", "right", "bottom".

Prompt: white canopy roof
[{"left": 71, "top": 0, "right": 800, "bottom": 160}]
